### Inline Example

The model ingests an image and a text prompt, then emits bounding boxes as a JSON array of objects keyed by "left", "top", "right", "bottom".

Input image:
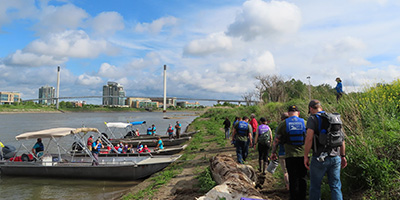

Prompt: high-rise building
[
  {"left": 102, "top": 82, "right": 126, "bottom": 106},
  {"left": 0, "top": 92, "right": 20, "bottom": 105},
  {"left": 38, "top": 86, "right": 55, "bottom": 105}
]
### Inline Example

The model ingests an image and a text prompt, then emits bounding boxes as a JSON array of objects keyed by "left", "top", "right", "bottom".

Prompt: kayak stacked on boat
[{"left": 0, "top": 127, "right": 181, "bottom": 180}]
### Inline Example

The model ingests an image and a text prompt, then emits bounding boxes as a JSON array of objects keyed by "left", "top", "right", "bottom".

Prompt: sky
[{"left": 1, "top": 0, "right": 400, "bottom": 104}]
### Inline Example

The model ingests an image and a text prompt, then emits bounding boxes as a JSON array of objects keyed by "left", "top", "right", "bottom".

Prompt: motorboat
[{"left": 0, "top": 127, "right": 180, "bottom": 180}]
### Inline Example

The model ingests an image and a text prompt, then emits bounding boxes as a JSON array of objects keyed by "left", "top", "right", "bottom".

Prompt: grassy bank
[{"left": 122, "top": 82, "right": 400, "bottom": 199}]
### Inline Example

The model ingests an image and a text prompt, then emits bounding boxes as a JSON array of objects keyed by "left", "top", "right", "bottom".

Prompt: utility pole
[
  {"left": 56, "top": 66, "right": 60, "bottom": 109},
  {"left": 163, "top": 65, "right": 167, "bottom": 113},
  {"left": 307, "top": 76, "right": 311, "bottom": 100}
]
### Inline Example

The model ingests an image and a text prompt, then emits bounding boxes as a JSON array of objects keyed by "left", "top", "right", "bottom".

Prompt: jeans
[
  {"left": 224, "top": 128, "right": 230, "bottom": 139},
  {"left": 309, "top": 156, "right": 343, "bottom": 200},
  {"left": 235, "top": 140, "right": 248, "bottom": 164},
  {"left": 286, "top": 157, "right": 307, "bottom": 200}
]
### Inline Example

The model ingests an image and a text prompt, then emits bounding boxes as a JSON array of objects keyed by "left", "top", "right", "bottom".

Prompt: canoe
[{"left": 113, "top": 137, "right": 191, "bottom": 147}]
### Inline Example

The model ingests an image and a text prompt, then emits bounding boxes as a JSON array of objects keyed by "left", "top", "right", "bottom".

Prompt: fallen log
[{"left": 196, "top": 154, "right": 265, "bottom": 200}]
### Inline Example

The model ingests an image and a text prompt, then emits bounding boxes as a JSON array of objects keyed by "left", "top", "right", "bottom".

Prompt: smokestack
[
  {"left": 163, "top": 65, "right": 167, "bottom": 113},
  {"left": 56, "top": 66, "right": 60, "bottom": 109}
]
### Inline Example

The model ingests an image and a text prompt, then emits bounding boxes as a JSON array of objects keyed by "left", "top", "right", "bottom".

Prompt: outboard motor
[{"left": 3, "top": 145, "right": 17, "bottom": 159}]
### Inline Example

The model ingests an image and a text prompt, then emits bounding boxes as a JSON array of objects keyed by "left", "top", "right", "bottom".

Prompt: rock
[{"left": 196, "top": 154, "right": 265, "bottom": 200}]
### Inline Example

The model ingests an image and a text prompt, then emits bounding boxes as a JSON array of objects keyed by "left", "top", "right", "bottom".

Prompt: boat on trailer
[{"left": 0, "top": 127, "right": 180, "bottom": 180}]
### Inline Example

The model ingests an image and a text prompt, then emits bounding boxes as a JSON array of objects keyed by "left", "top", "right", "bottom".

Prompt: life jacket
[
  {"left": 168, "top": 126, "right": 173, "bottom": 133},
  {"left": 237, "top": 121, "right": 249, "bottom": 136},
  {"left": 147, "top": 128, "right": 152, "bottom": 134},
  {"left": 285, "top": 116, "right": 306, "bottom": 146},
  {"left": 35, "top": 142, "right": 44, "bottom": 153}
]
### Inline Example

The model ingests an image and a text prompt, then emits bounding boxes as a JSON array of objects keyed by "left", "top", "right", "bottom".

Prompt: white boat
[{"left": 0, "top": 127, "right": 180, "bottom": 180}]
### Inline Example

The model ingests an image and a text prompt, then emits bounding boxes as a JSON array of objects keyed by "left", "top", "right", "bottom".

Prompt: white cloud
[
  {"left": 76, "top": 74, "right": 103, "bottom": 86},
  {"left": 349, "top": 57, "right": 371, "bottom": 66},
  {"left": 91, "top": 11, "right": 125, "bottom": 36},
  {"left": 25, "top": 30, "right": 118, "bottom": 58},
  {"left": 397, "top": 56, "right": 400, "bottom": 62},
  {"left": 183, "top": 32, "right": 233, "bottom": 56},
  {"left": 0, "top": 0, "right": 38, "bottom": 28},
  {"left": 127, "top": 52, "right": 161, "bottom": 70},
  {"left": 33, "top": 4, "right": 88, "bottom": 35},
  {"left": 313, "top": 36, "right": 367, "bottom": 63},
  {"left": 3, "top": 50, "right": 67, "bottom": 67},
  {"left": 226, "top": 0, "right": 301, "bottom": 41},
  {"left": 135, "top": 16, "right": 178, "bottom": 34},
  {"left": 98, "top": 63, "right": 124, "bottom": 79}
]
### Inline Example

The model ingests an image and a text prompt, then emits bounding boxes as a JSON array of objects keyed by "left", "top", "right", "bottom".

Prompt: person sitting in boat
[
  {"left": 151, "top": 124, "right": 157, "bottom": 136},
  {"left": 116, "top": 144, "right": 123, "bottom": 153},
  {"left": 166, "top": 124, "right": 174, "bottom": 139},
  {"left": 123, "top": 144, "right": 129, "bottom": 153},
  {"left": 32, "top": 138, "right": 44, "bottom": 157},
  {"left": 92, "top": 139, "right": 103, "bottom": 166},
  {"left": 147, "top": 127, "right": 152, "bottom": 135},
  {"left": 128, "top": 144, "right": 134, "bottom": 153},
  {"left": 139, "top": 145, "right": 151, "bottom": 153},
  {"left": 154, "top": 137, "right": 164, "bottom": 151},
  {"left": 137, "top": 142, "right": 143, "bottom": 152},
  {"left": 135, "top": 129, "right": 140, "bottom": 136}
]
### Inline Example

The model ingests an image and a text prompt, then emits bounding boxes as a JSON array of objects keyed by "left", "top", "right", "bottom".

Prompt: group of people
[
  {"left": 229, "top": 99, "right": 347, "bottom": 200},
  {"left": 166, "top": 121, "right": 181, "bottom": 139},
  {"left": 146, "top": 124, "right": 157, "bottom": 135}
]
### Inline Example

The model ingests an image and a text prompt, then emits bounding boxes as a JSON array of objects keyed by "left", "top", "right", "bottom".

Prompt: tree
[{"left": 255, "top": 74, "right": 287, "bottom": 102}]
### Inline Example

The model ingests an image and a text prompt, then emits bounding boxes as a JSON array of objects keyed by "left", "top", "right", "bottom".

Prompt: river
[{"left": 0, "top": 111, "right": 199, "bottom": 200}]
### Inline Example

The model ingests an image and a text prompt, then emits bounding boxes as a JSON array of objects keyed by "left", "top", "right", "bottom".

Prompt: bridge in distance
[{"left": 23, "top": 96, "right": 258, "bottom": 104}]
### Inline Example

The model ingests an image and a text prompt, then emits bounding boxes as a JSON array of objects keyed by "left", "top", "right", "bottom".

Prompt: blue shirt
[
  {"left": 336, "top": 82, "right": 343, "bottom": 93},
  {"left": 158, "top": 139, "right": 164, "bottom": 149},
  {"left": 92, "top": 142, "right": 101, "bottom": 153}
]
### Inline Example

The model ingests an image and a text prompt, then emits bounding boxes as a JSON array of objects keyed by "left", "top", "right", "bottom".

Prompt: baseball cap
[{"left": 288, "top": 105, "right": 299, "bottom": 112}]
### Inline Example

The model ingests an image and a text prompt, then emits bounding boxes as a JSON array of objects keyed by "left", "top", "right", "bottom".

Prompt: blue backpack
[
  {"left": 285, "top": 116, "right": 306, "bottom": 146},
  {"left": 237, "top": 121, "right": 249, "bottom": 136}
]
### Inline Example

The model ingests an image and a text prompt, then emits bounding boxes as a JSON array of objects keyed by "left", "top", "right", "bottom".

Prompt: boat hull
[{"left": 0, "top": 156, "right": 180, "bottom": 180}]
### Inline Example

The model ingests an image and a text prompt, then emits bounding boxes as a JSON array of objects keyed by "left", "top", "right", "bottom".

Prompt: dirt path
[{"left": 119, "top": 128, "right": 290, "bottom": 200}]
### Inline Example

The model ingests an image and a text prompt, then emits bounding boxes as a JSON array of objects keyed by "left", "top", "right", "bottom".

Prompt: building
[
  {"left": 38, "top": 85, "right": 55, "bottom": 105},
  {"left": 150, "top": 97, "right": 177, "bottom": 108},
  {"left": 102, "top": 82, "right": 126, "bottom": 106},
  {"left": 177, "top": 101, "right": 201, "bottom": 108},
  {"left": 126, "top": 97, "right": 158, "bottom": 108},
  {"left": 0, "top": 92, "right": 21, "bottom": 105}
]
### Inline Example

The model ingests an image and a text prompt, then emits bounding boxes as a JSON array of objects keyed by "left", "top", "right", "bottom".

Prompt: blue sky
[{"left": 1, "top": 0, "right": 400, "bottom": 104}]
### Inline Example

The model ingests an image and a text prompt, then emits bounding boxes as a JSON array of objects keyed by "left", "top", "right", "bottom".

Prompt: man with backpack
[
  {"left": 271, "top": 105, "right": 307, "bottom": 200},
  {"left": 254, "top": 117, "right": 272, "bottom": 174},
  {"left": 231, "top": 116, "right": 253, "bottom": 164},
  {"left": 304, "top": 100, "right": 347, "bottom": 200}
]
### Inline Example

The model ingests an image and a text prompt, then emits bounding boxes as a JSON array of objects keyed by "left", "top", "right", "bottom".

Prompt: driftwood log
[{"left": 196, "top": 154, "right": 265, "bottom": 200}]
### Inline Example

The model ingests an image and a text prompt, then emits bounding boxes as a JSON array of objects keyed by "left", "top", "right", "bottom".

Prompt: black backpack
[{"left": 315, "top": 112, "right": 344, "bottom": 150}]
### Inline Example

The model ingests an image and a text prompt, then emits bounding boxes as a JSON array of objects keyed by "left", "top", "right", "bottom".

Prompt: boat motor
[{"left": 3, "top": 145, "right": 17, "bottom": 159}]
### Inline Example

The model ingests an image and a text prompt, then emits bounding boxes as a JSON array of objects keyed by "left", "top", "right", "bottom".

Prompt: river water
[{"left": 0, "top": 111, "right": 198, "bottom": 200}]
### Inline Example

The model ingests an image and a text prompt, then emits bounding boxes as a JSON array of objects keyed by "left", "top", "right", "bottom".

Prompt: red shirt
[{"left": 249, "top": 118, "right": 258, "bottom": 133}]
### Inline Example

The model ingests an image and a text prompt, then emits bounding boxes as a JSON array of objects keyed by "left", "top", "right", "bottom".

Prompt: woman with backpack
[{"left": 254, "top": 117, "right": 273, "bottom": 174}]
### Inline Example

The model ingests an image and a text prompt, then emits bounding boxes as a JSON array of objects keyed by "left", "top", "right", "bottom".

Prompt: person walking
[
  {"left": 231, "top": 116, "right": 253, "bottom": 164},
  {"left": 254, "top": 117, "right": 272, "bottom": 174},
  {"left": 335, "top": 77, "right": 344, "bottom": 103},
  {"left": 304, "top": 100, "right": 347, "bottom": 200},
  {"left": 175, "top": 121, "right": 181, "bottom": 139},
  {"left": 249, "top": 114, "right": 258, "bottom": 147},
  {"left": 223, "top": 117, "right": 231, "bottom": 139},
  {"left": 271, "top": 105, "right": 307, "bottom": 200}
]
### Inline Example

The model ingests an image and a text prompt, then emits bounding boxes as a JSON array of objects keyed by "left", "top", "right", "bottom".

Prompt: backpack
[
  {"left": 237, "top": 121, "right": 249, "bottom": 136},
  {"left": 285, "top": 116, "right": 306, "bottom": 146},
  {"left": 258, "top": 124, "right": 271, "bottom": 145},
  {"left": 315, "top": 112, "right": 344, "bottom": 150}
]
